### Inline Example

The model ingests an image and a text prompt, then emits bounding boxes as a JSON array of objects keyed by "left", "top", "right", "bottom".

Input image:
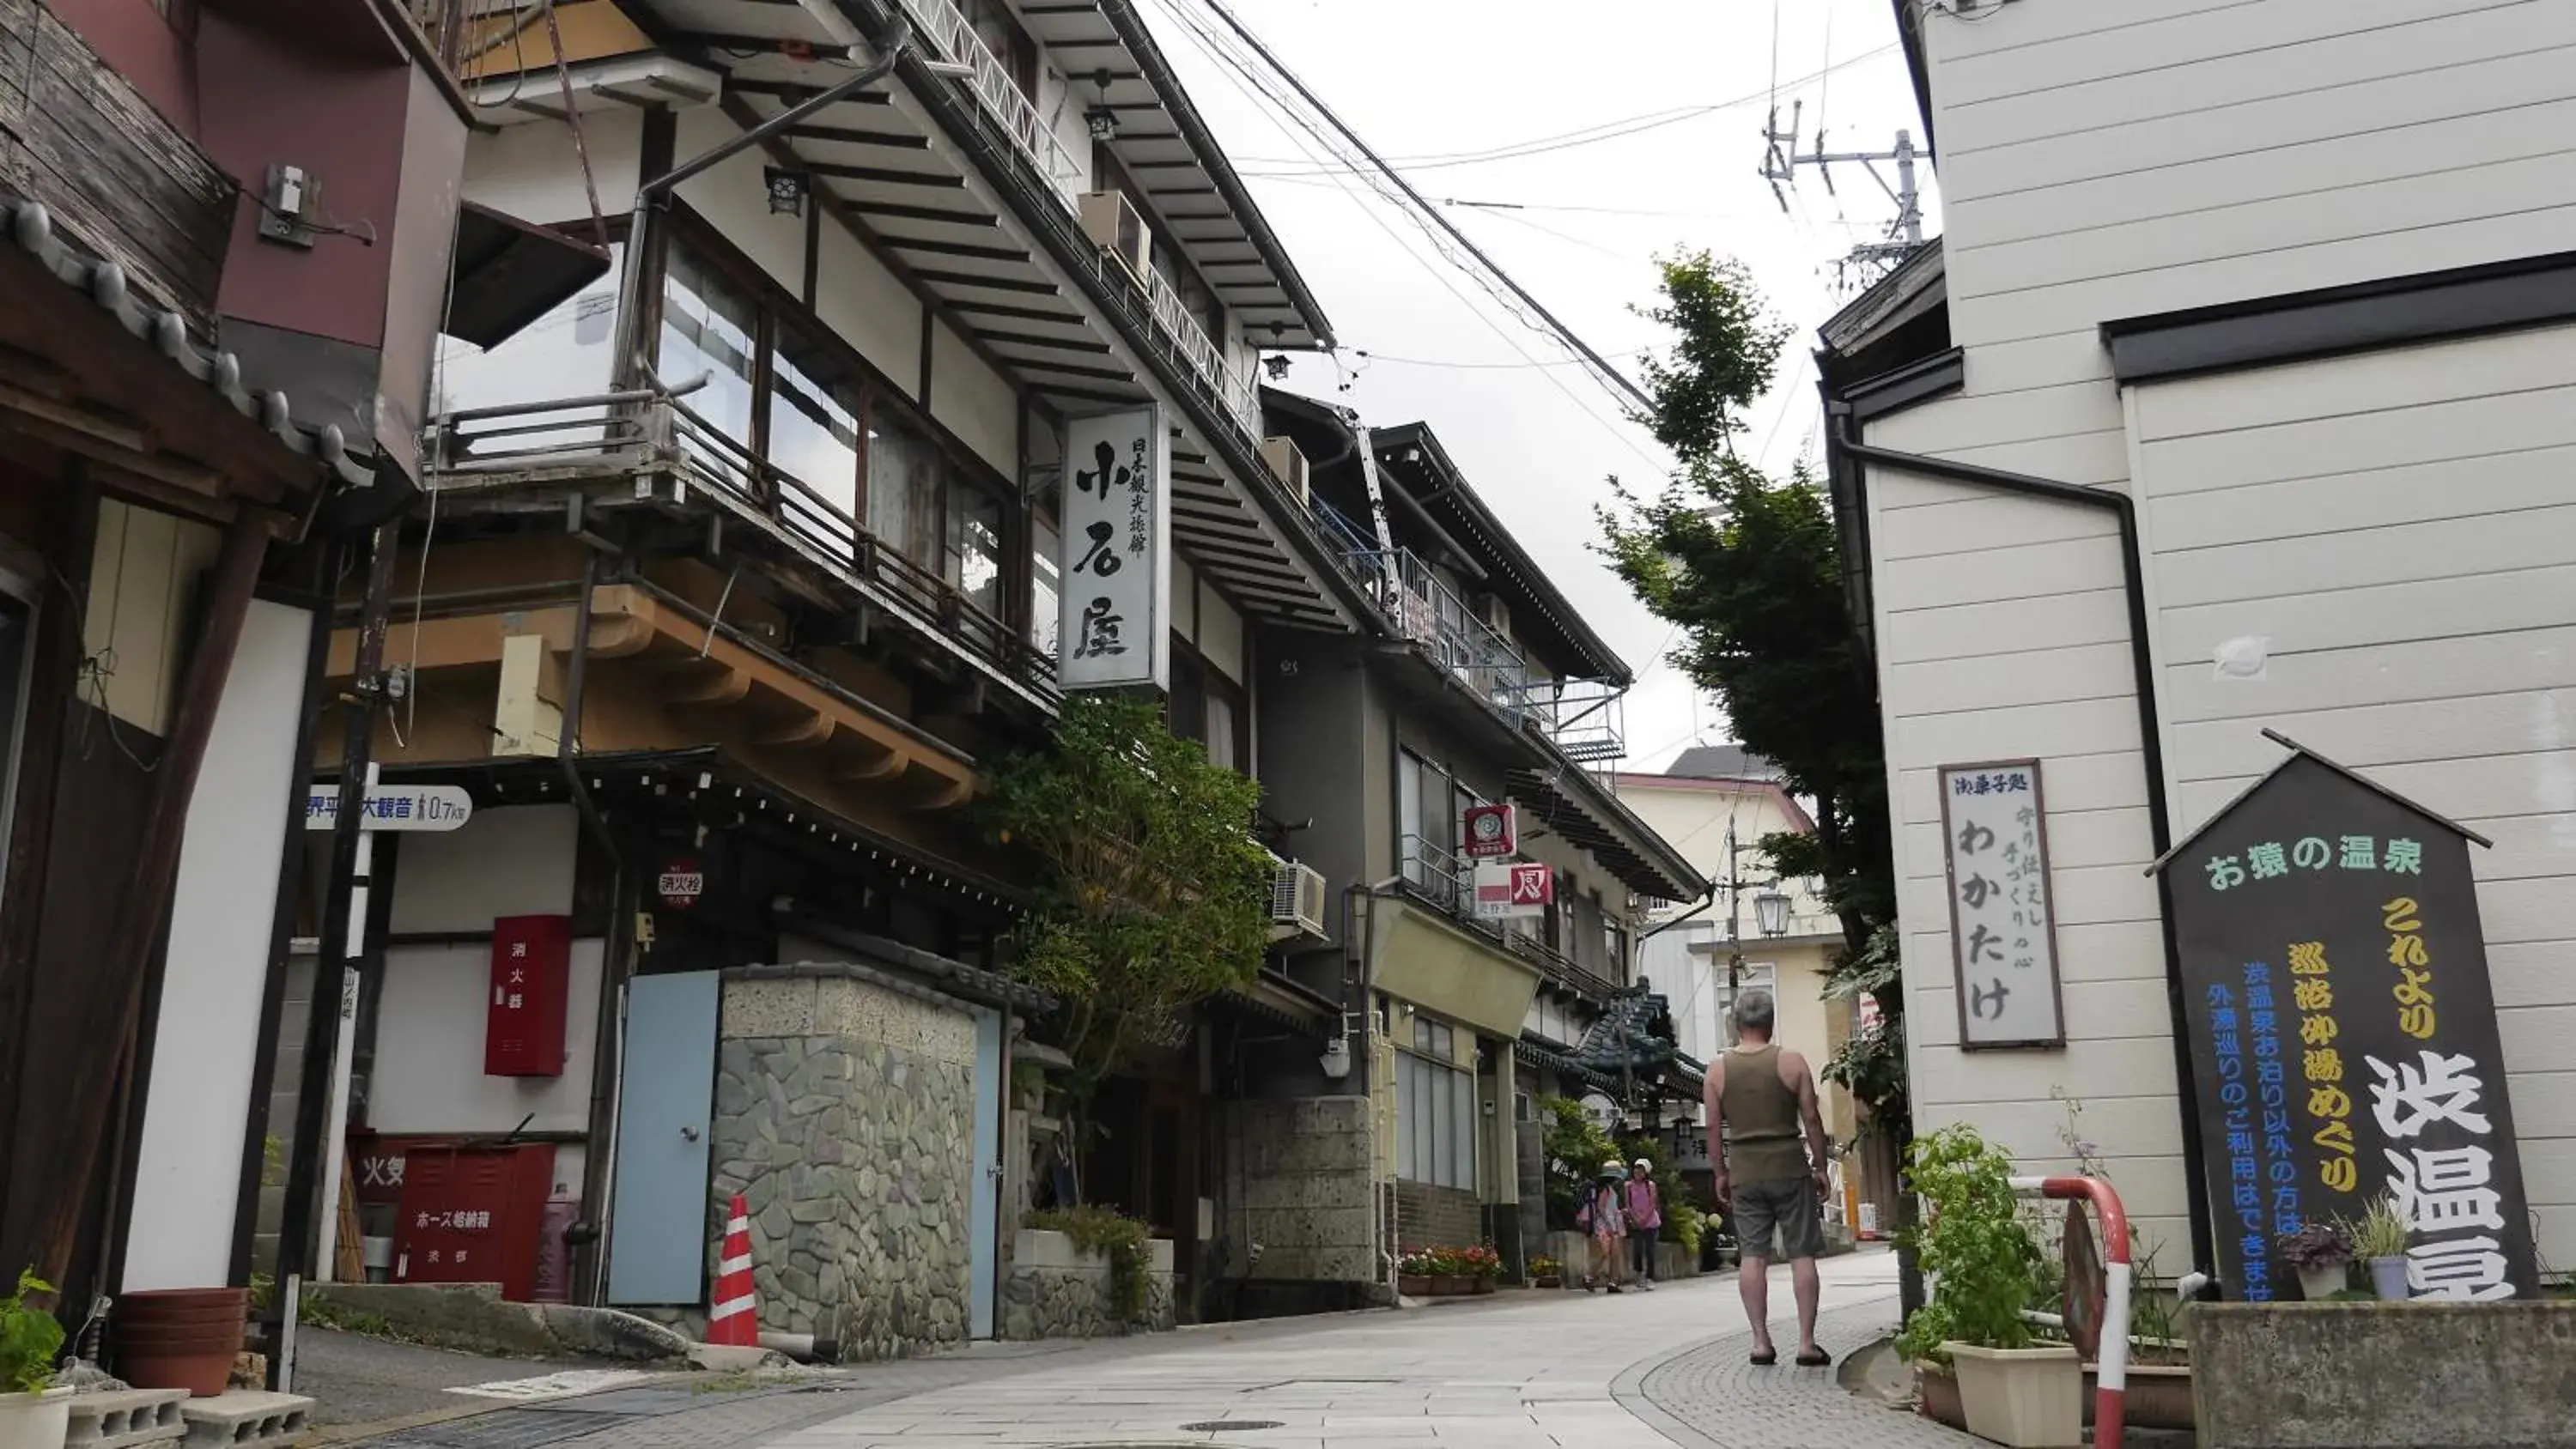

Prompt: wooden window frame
[{"left": 643, "top": 204, "right": 1022, "bottom": 631}]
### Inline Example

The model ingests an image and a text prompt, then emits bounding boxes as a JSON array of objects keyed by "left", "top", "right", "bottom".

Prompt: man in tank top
[{"left": 1705, "top": 987, "right": 1833, "bottom": 1367}]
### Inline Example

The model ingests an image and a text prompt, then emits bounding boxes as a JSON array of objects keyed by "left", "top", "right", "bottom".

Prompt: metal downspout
[{"left": 1826, "top": 407, "right": 2219, "bottom": 1289}]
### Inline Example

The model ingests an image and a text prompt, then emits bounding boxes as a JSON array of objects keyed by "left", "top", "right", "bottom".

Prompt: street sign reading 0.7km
[{"left": 2152, "top": 735, "right": 2537, "bottom": 1303}]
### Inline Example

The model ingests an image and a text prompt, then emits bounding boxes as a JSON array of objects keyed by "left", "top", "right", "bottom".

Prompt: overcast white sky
[{"left": 1132, "top": 0, "right": 1945, "bottom": 769}]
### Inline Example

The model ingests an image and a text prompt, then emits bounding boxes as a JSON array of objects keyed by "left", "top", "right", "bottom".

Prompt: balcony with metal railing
[
  {"left": 894, "top": 0, "right": 1261, "bottom": 435},
  {"left": 1396, "top": 834, "right": 1624, "bottom": 1003},
  {"left": 423, "top": 388, "right": 1059, "bottom": 703}
]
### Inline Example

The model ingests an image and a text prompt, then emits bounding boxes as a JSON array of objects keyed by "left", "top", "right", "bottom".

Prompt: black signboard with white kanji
[{"left": 2154, "top": 738, "right": 2537, "bottom": 1302}]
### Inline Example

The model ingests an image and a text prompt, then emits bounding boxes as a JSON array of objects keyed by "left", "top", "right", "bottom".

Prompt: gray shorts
[{"left": 1733, "top": 1176, "right": 1826, "bottom": 1261}]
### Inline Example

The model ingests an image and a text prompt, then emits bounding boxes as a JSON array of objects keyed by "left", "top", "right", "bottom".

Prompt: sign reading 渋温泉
[
  {"left": 2155, "top": 739, "right": 2537, "bottom": 1302},
  {"left": 1056, "top": 408, "right": 1170, "bottom": 692},
  {"left": 1937, "top": 760, "right": 2065, "bottom": 1049}
]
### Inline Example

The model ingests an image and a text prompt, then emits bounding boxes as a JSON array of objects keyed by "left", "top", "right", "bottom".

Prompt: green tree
[
  {"left": 987, "top": 694, "right": 1273, "bottom": 1186},
  {"left": 1597, "top": 253, "right": 1911, "bottom": 1300}
]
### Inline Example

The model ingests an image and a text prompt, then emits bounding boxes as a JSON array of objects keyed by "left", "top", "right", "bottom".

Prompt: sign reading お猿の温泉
[
  {"left": 1056, "top": 408, "right": 1170, "bottom": 692},
  {"left": 1937, "top": 760, "right": 2066, "bottom": 1049},
  {"left": 2155, "top": 739, "right": 2537, "bottom": 1303}
]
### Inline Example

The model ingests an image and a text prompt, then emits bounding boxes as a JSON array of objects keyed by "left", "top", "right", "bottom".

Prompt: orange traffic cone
[{"left": 708, "top": 1193, "right": 758, "bottom": 1347}]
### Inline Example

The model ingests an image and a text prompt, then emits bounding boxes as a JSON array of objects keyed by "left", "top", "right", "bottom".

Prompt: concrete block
[
  {"left": 175, "top": 1391, "right": 310, "bottom": 1449},
  {"left": 64, "top": 1388, "right": 188, "bottom": 1449},
  {"left": 2191, "top": 1300, "right": 2576, "bottom": 1448}
]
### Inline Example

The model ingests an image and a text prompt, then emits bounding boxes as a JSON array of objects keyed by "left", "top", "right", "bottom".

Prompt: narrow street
[{"left": 337, "top": 1252, "right": 1971, "bottom": 1449}]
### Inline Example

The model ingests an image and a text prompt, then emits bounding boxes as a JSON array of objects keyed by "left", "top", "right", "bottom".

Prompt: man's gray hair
[{"left": 1733, "top": 988, "right": 1777, "bottom": 1035}]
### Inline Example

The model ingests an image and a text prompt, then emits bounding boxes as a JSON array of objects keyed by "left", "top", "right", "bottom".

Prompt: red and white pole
[
  {"left": 708, "top": 1193, "right": 759, "bottom": 1347},
  {"left": 2013, "top": 1174, "right": 2132, "bottom": 1449}
]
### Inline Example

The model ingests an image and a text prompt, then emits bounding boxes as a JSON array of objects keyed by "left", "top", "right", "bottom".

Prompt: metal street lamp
[{"left": 1754, "top": 886, "right": 1791, "bottom": 939}]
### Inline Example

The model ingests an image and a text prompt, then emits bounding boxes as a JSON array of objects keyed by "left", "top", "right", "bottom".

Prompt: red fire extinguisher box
[
  {"left": 486, "top": 914, "right": 571, "bottom": 1076},
  {"left": 392, "top": 1143, "right": 556, "bottom": 1301}
]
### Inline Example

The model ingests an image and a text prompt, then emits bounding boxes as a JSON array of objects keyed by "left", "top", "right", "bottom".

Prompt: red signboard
[
  {"left": 1461, "top": 803, "right": 1516, "bottom": 859},
  {"left": 485, "top": 914, "right": 570, "bottom": 1077},
  {"left": 392, "top": 1143, "right": 556, "bottom": 1301}
]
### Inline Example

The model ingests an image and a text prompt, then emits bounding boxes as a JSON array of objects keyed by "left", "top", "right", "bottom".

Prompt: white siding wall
[
  {"left": 2131, "top": 325, "right": 2576, "bottom": 1267},
  {"left": 1871, "top": 0, "right": 2576, "bottom": 1272}
]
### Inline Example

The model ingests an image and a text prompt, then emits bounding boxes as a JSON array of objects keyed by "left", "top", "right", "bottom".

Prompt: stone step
[
  {"left": 176, "top": 1391, "right": 312, "bottom": 1449},
  {"left": 65, "top": 1388, "right": 190, "bottom": 1449}
]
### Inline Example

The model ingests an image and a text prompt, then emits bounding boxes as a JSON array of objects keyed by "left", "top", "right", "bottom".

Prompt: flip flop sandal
[
  {"left": 1749, "top": 1349, "right": 1778, "bottom": 1366},
  {"left": 1795, "top": 1349, "right": 1833, "bottom": 1368}
]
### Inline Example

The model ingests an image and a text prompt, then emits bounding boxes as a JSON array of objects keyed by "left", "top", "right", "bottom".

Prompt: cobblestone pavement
[{"left": 1617, "top": 1302, "right": 1980, "bottom": 1449}]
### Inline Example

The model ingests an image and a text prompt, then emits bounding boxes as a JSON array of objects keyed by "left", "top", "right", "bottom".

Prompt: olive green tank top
[{"left": 1718, "top": 1043, "right": 1809, "bottom": 1183}]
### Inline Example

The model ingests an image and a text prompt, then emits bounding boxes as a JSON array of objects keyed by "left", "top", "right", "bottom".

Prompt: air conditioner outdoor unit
[
  {"left": 1268, "top": 857, "right": 1327, "bottom": 941},
  {"left": 1259, "top": 436, "right": 1311, "bottom": 506},
  {"left": 1078, "top": 190, "right": 1151, "bottom": 282}
]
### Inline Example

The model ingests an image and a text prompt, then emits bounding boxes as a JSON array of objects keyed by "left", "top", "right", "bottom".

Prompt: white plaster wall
[
  {"left": 673, "top": 107, "right": 809, "bottom": 298},
  {"left": 388, "top": 803, "right": 578, "bottom": 934},
  {"left": 462, "top": 108, "right": 643, "bottom": 224},
  {"left": 124, "top": 599, "right": 311, "bottom": 1291},
  {"left": 369, "top": 937, "right": 605, "bottom": 1143},
  {"left": 928, "top": 317, "right": 1019, "bottom": 476},
  {"left": 813, "top": 215, "right": 924, "bottom": 402}
]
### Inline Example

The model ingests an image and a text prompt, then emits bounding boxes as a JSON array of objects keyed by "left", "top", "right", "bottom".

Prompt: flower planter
[
  {"left": 2297, "top": 1264, "right": 2349, "bottom": 1301},
  {"left": 1916, "top": 1363, "right": 1965, "bottom": 1430},
  {"left": 1531, "top": 1276, "right": 1563, "bottom": 1289},
  {"left": 1396, "top": 1275, "right": 1492, "bottom": 1298},
  {"left": 2081, "top": 1363, "right": 2193, "bottom": 1431},
  {"left": 2368, "top": 1256, "right": 2409, "bottom": 1301},
  {"left": 0, "top": 1387, "right": 70, "bottom": 1449},
  {"left": 1946, "top": 1342, "right": 2081, "bottom": 1448}
]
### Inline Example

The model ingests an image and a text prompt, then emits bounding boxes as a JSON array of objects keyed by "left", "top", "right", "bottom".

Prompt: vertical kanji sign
[
  {"left": 1056, "top": 407, "right": 1170, "bottom": 692},
  {"left": 2156, "top": 741, "right": 2537, "bottom": 1301},
  {"left": 1938, "top": 759, "right": 2066, "bottom": 1048},
  {"left": 486, "top": 914, "right": 571, "bottom": 1077}
]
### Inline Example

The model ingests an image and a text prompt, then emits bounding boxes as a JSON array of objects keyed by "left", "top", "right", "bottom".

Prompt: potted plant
[
  {"left": 2342, "top": 1196, "right": 2412, "bottom": 1301},
  {"left": 1898, "top": 1125, "right": 2075, "bottom": 1448},
  {"left": 1396, "top": 1246, "right": 1500, "bottom": 1297},
  {"left": 0, "top": 1269, "right": 68, "bottom": 1449},
  {"left": 1527, "top": 1254, "right": 1564, "bottom": 1289},
  {"left": 2278, "top": 1222, "right": 2354, "bottom": 1301}
]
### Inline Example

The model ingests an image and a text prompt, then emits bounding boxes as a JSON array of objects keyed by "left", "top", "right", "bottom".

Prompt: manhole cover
[{"left": 1178, "top": 1422, "right": 1284, "bottom": 1433}]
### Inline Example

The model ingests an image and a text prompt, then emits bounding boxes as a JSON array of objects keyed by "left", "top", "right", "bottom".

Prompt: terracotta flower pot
[
  {"left": 1917, "top": 1363, "right": 1965, "bottom": 1429},
  {"left": 116, "top": 1288, "right": 246, "bottom": 1397}
]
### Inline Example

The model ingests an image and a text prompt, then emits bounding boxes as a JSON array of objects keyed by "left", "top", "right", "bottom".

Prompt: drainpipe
[
  {"left": 1824, "top": 406, "right": 2217, "bottom": 1289},
  {"left": 1343, "top": 876, "right": 1403, "bottom": 1300}
]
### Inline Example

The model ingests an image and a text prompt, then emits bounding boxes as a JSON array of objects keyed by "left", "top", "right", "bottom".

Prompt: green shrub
[
  {"left": 1028, "top": 1205, "right": 1153, "bottom": 1324},
  {"left": 0, "top": 1269, "right": 64, "bottom": 1395},
  {"left": 1895, "top": 1125, "right": 2040, "bottom": 1366}
]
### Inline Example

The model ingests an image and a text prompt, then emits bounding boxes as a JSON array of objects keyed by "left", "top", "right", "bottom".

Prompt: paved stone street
[
  {"left": 745, "top": 1248, "right": 1965, "bottom": 1449},
  {"left": 308, "top": 1250, "right": 1978, "bottom": 1449}
]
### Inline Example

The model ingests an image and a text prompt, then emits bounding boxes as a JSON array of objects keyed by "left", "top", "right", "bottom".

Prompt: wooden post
[{"left": 28, "top": 506, "right": 272, "bottom": 1281}]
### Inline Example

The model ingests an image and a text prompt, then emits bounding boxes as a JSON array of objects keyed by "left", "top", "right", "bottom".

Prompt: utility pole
[
  {"left": 1760, "top": 101, "right": 1927, "bottom": 289},
  {"left": 270, "top": 521, "right": 397, "bottom": 1391}
]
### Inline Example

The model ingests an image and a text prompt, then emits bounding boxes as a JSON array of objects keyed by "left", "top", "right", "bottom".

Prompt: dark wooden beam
[
  {"left": 783, "top": 122, "right": 930, "bottom": 151},
  {"left": 874, "top": 236, "right": 1030, "bottom": 263},
  {"left": 28, "top": 504, "right": 272, "bottom": 1280},
  {"left": 799, "top": 162, "right": 964, "bottom": 189}
]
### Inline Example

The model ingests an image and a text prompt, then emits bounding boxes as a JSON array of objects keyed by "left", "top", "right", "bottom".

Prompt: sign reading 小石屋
[
  {"left": 1056, "top": 408, "right": 1170, "bottom": 692},
  {"left": 2154, "top": 737, "right": 2537, "bottom": 1303},
  {"left": 1937, "top": 760, "right": 2066, "bottom": 1049}
]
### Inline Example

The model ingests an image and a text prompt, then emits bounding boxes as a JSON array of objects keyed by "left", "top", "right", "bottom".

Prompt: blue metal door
[
  {"left": 970, "top": 1007, "right": 1002, "bottom": 1337},
  {"left": 606, "top": 971, "right": 720, "bottom": 1305}
]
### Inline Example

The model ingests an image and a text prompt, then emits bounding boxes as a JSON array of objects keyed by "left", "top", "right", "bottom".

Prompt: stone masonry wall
[
  {"left": 998, "top": 1233, "right": 1176, "bottom": 1340},
  {"left": 1222, "top": 1096, "right": 1375, "bottom": 1282},
  {"left": 711, "top": 969, "right": 977, "bottom": 1361}
]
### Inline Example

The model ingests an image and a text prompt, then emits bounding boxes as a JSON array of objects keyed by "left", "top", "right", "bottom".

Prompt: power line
[
  {"left": 1147, "top": 0, "right": 1664, "bottom": 469},
  {"left": 1189, "top": 0, "right": 1656, "bottom": 415},
  {"left": 1230, "top": 45, "right": 1899, "bottom": 178}
]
